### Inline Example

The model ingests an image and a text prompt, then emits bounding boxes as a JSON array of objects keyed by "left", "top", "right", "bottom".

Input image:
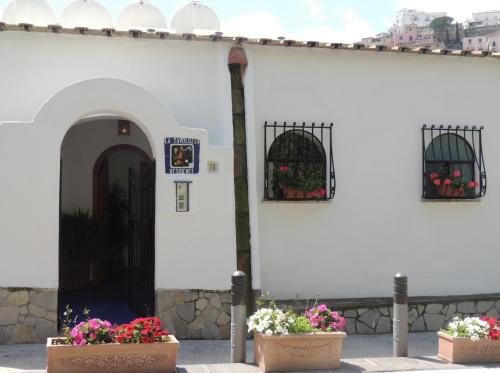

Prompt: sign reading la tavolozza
[{"left": 164, "top": 137, "right": 200, "bottom": 174}]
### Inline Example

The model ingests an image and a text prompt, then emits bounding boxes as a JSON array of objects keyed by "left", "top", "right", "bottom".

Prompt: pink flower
[
  {"left": 72, "top": 331, "right": 84, "bottom": 345},
  {"left": 278, "top": 166, "right": 289, "bottom": 172},
  {"left": 429, "top": 172, "right": 439, "bottom": 180},
  {"left": 467, "top": 181, "right": 477, "bottom": 188},
  {"left": 318, "top": 304, "right": 328, "bottom": 312},
  {"left": 89, "top": 319, "right": 100, "bottom": 330},
  {"left": 433, "top": 179, "right": 441, "bottom": 186},
  {"left": 444, "top": 179, "right": 452, "bottom": 185},
  {"left": 78, "top": 339, "right": 87, "bottom": 346},
  {"left": 453, "top": 170, "right": 461, "bottom": 178}
]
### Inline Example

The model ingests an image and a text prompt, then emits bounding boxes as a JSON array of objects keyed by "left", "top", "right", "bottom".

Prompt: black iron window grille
[
  {"left": 422, "top": 125, "right": 486, "bottom": 200},
  {"left": 264, "top": 121, "right": 335, "bottom": 201}
]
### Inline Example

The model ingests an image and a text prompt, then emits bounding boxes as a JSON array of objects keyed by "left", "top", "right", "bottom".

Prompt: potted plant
[
  {"left": 248, "top": 300, "right": 346, "bottom": 372},
  {"left": 273, "top": 164, "right": 326, "bottom": 200},
  {"left": 47, "top": 307, "right": 179, "bottom": 373},
  {"left": 438, "top": 316, "right": 500, "bottom": 363},
  {"left": 428, "top": 169, "right": 478, "bottom": 198}
]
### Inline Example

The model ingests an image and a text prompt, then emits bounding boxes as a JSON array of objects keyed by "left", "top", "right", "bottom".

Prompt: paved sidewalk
[{"left": 1, "top": 333, "right": 500, "bottom": 372}]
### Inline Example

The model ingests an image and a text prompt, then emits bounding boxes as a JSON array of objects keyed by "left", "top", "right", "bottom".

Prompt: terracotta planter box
[
  {"left": 254, "top": 332, "right": 346, "bottom": 372},
  {"left": 438, "top": 331, "right": 500, "bottom": 364},
  {"left": 437, "top": 184, "right": 465, "bottom": 198},
  {"left": 286, "top": 187, "right": 305, "bottom": 199},
  {"left": 47, "top": 337, "right": 179, "bottom": 373}
]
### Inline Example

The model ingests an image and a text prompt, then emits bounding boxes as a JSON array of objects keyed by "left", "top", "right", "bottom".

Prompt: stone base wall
[
  {"left": 0, "top": 288, "right": 57, "bottom": 344},
  {"left": 280, "top": 295, "right": 500, "bottom": 335},
  {"left": 156, "top": 289, "right": 231, "bottom": 340}
]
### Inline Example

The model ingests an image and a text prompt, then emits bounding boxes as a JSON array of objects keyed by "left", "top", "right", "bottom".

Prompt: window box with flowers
[
  {"left": 248, "top": 300, "right": 346, "bottom": 372},
  {"left": 47, "top": 307, "right": 179, "bottom": 373},
  {"left": 264, "top": 122, "right": 336, "bottom": 201},
  {"left": 422, "top": 125, "right": 486, "bottom": 200},
  {"left": 438, "top": 316, "right": 500, "bottom": 364}
]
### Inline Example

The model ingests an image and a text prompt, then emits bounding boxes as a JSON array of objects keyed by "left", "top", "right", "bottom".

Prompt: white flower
[
  {"left": 265, "top": 329, "right": 273, "bottom": 336},
  {"left": 471, "top": 334, "right": 480, "bottom": 342}
]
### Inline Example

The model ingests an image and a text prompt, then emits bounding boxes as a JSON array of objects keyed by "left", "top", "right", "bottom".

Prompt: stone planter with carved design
[
  {"left": 46, "top": 336, "right": 179, "bottom": 373},
  {"left": 438, "top": 331, "right": 500, "bottom": 364},
  {"left": 254, "top": 332, "right": 346, "bottom": 372}
]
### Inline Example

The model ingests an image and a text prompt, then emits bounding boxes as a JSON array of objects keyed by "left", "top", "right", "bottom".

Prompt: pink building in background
[{"left": 392, "top": 24, "right": 435, "bottom": 47}]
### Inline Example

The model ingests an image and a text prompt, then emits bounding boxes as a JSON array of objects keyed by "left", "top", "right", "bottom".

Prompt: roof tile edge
[{"left": 0, "top": 23, "right": 499, "bottom": 60}]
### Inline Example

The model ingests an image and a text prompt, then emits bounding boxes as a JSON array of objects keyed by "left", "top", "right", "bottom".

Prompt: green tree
[{"left": 429, "top": 16, "right": 454, "bottom": 34}]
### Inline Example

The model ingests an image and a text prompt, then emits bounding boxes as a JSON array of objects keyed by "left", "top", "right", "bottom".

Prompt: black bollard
[
  {"left": 393, "top": 273, "right": 408, "bottom": 357},
  {"left": 231, "top": 271, "right": 247, "bottom": 363}
]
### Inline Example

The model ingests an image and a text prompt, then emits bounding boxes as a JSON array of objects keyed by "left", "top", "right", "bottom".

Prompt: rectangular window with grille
[
  {"left": 422, "top": 125, "right": 486, "bottom": 200},
  {"left": 264, "top": 121, "right": 335, "bottom": 201}
]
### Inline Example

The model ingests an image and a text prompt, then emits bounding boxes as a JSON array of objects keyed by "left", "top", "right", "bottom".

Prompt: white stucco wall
[
  {"left": 2, "top": 29, "right": 500, "bottom": 300},
  {"left": 244, "top": 45, "right": 500, "bottom": 299},
  {"left": 0, "top": 32, "right": 236, "bottom": 291},
  {"left": 61, "top": 119, "right": 152, "bottom": 213},
  {"left": 0, "top": 32, "right": 233, "bottom": 146}
]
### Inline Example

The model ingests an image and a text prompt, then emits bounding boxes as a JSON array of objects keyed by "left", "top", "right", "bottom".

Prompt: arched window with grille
[
  {"left": 422, "top": 125, "right": 486, "bottom": 199},
  {"left": 264, "top": 122, "right": 335, "bottom": 201}
]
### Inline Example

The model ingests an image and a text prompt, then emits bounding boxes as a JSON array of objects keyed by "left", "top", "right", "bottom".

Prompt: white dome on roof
[
  {"left": 171, "top": 1, "right": 220, "bottom": 34},
  {"left": 116, "top": 0, "right": 167, "bottom": 32},
  {"left": 2, "top": 0, "right": 57, "bottom": 26},
  {"left": 60, "top": 0, "right": 112, "bottom": 30}
]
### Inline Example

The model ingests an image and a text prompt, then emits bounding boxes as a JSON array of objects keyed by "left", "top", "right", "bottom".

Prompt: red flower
[
  {"left": 433, "top": 179, "right": 441, "bottom": 186},
  {"left": 444, "top": 179, "right": 452, "bottom": 185},
  {"left": 278, "top": 166, "right": 289, "bottom": 172},
  {"left": 453, "top": 170, "right": 461, "bottom": 178},
  {"left": 429, "top": 172, "right": 439, "bottom": 180},
  {"left": 319, "top": 188, "right": 326, "bottom": 197}
]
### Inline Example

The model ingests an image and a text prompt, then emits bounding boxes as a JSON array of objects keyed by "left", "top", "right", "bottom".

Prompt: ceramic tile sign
[{"left": 165, "top": 137, "right": 200, "bottom": 174}]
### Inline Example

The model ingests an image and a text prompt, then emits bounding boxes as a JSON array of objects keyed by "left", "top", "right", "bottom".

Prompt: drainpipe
[{"left": 228, "top": 47, "right": 253, "bottom": 311}]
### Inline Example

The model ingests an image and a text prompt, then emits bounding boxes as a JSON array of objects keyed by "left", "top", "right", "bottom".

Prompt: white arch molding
[
  {"left": 0, "top": 77, "right": 234, "bottom": 293},
  {"left": 0, "top": 78, "right": 179, "bottom": 288}
]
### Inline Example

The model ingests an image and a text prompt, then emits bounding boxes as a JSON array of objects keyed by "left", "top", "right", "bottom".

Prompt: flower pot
[
  {"left": 46, "top": 336, "right": 179, "bottom": 373},
  {"left": 254, "top": 332, "right": 346, "bottom": 372},
  {"left": 438, "top": 331, "right": 500, "bottom": 364},
  {"left": 437, "top": 184, "right": 464, "bottom": 198},
  {"left": 285, "top": 187, "right": 305, "bottom": 199}
]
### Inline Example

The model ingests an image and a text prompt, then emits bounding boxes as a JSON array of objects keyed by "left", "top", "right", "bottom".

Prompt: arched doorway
[{"left": 59, "top": 118, "right": 155, "bottom": 324}]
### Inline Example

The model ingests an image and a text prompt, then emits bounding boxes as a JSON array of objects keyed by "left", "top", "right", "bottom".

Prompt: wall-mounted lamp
[
  {"left": 118, "top": 120, "right": 130, "bottom": 136},
  {"left": 175, "top": 181, "right": 192, "bottom": 212}
]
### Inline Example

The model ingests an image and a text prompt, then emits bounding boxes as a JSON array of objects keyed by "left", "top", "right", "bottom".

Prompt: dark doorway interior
[{"left": 59, "top": 143, "right": 155, "bottom": 325}]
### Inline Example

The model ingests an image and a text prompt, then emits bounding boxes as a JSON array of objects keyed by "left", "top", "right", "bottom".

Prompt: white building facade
[
  {"left": 472, "top": 11, "right": 500, "bottom": 27},
  {"left": 1, "top": 2, "right": 500, "bottom": 344},
  {"left": 395, "top": 9, "right": 447, "bottom": 30},
  {"left": 463, "top": 30, "right": 500, "bottom": 51}
]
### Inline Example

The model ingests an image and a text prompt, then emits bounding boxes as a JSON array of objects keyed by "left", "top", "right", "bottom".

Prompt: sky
[{"left": 1, "top": 0, "right": 500, "bottom": 42}]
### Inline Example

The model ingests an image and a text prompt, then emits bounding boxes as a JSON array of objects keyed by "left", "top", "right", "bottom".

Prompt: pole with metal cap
[
  {"left": 231, "top": 271, "right": 247, "bottom": 363},
  {"left": 393, "top": 273, "right": 408, "bottom": 357}
]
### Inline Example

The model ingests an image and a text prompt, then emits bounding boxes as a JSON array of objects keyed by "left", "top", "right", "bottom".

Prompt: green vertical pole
[{"left": 228, "top": 62, "right": 253, "bottom": 311}]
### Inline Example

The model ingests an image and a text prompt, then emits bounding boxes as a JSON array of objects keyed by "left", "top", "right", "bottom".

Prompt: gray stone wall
[
  {"left": 0, "top": 288, "right": 57, "bottom": 344},
  {"left": 337, "top": 299, "right": 500, "bottom": 335},
  {"left": 156, "top": 290, "right": 231, "bottom": 340}
]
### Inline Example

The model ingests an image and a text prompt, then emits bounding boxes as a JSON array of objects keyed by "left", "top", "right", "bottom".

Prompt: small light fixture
[
  {"left": 118, "top": 120, "right": 130, "bottom": 136},
  {"left": 175, "top": 181, "right": 191, "bottom": 212}
]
